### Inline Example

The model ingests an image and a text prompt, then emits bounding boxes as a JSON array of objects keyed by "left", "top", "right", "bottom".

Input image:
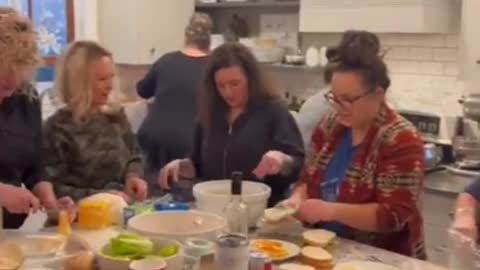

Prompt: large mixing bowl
[
  {"left": 193, "top": 180, "right": 271, "bottom": 227},
  {"left": 128, "top": 211, "right": 226, "bottom": 241}
]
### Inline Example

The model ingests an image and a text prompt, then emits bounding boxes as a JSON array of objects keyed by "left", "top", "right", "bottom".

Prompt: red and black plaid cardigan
[{"left": 300, "top": 104, "right": 426, "bottom": 259}]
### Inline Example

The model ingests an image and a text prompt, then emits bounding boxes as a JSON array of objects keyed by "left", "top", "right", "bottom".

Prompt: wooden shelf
[{"left": 195, "top": 0, "right": 299, "bottom": 9}]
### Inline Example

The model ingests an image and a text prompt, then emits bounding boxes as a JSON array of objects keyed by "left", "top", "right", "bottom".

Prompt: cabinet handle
[
  {"left": 150, "top": 48, "right": 156, "bottom": 56},
  {"left": 476, "top": 60, "right": 480, "bottom": 64}
]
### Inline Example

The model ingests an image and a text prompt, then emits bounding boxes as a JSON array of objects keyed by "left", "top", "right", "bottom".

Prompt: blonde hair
[
  {"left": 54, "top": 41, "right": 113, "bottom": 121},
  {"left": 0, "top": 7, "right": 39, "bottom": 74}
]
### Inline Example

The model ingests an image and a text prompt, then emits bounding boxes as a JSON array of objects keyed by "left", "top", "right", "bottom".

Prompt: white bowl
[
  {"left": 128, "top": 211, "right": 226, "bottom": 242},
  {"left": 193, "top": 180, "right": 271, "bottom": 227}
]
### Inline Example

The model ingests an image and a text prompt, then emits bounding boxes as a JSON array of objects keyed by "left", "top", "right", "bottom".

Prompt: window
[{"left": 1, "top": 0, "right": 74, "bottom": 81}]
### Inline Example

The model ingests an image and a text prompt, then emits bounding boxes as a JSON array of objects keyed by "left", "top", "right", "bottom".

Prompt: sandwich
[
  {"left": 303, "top": 229, "right": 336, "bottom": 250},
  {"left": 279, "top": 263, "right": 315, "bottom": 270},
  {"left": 301, "top": 246, "right": 335, "bottom": 270}
]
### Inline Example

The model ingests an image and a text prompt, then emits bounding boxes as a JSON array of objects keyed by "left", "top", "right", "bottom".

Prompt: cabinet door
[
  {"left": 300, "top": 0, "right": 450, "bottom": 33},
  {"left": 136, "top": 0, "right": 195, "bottom": 64},
  {"left": 98, "top": 0, "right": 140, "bottom": 64},
  {"left": 460, "top": 0, "right": 480, "bottom": 89}
]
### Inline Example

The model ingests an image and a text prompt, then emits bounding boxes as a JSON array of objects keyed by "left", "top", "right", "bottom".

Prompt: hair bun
[{"left": 337, "top": 30, "right": 381, "bottom": 67}]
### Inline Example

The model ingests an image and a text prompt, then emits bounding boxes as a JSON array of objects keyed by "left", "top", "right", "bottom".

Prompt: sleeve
[
  {"left": 118, "top": 109, "right": 144, "bottom": 179},
  {"left": 42, "top": 119, "right": 107, "bottom": 201},
  {"left": 375, "top": 128, "right": 424, "bottom": 232},
  {"left": 136, "top": 58, "right": 162, "bottom": 99},
  {"left": 190, "top": 123, "right": 203, "bottom": 177},
  {"left": 269, "top": 101, "right": 306, "bottom": 184},
  {"left": 23, "top": 85, "right": 43, "bottom": 190},
  {"left": 464, "top": 180, "right": 480, "bottom": 201}
]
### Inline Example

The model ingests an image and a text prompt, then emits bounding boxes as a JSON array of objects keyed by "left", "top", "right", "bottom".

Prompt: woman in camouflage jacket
[{"left": 42, "top": 41, "right": 148, "bottom": 202}]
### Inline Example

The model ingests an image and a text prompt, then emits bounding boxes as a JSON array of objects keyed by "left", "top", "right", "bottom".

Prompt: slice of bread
[
  {"left": 303, "top": 229, "right": 336, "bottom": 248},
  {"left": 264, "top": 207, "right": 296, "bottom": 223},
  {"left": 301, "top": 246, "right": 334, "bottom": 269},
  {"left": 279, "top": 263, "right": 315, "bottom": 270}
]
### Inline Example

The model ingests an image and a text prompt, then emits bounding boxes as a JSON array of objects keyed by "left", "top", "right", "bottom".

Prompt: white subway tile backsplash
[
  {"left": 408, "top": 47, "right": 433, "bottom": 60},
  {"left": 444, "top": 62, "right": 459, "bottom": 76},
  {"left": 445, "top": 34, "right": 459, "bottom": 48},
  {"left": 407, "top": 34, "right": 446, "bottom": 48},
  {"left": 384, "top": 47, "right": 409, "bottom": 60},
  {"left": 433, "top": 48, "right": 458, "bottom": 61},
  {"left": 387, "top": 60, "right": 420, "bottom": 74},
  {"left": 419, "top": 62, "right": 444, "bottom": 76}
]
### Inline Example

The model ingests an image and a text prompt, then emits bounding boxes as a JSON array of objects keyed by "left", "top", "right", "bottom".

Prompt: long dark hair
[
  {"left": 199, "top": 42, "right": 278, "bottom": 128},
  {"left": 328, "top": 30, "right": 390, "bottom": 92}
]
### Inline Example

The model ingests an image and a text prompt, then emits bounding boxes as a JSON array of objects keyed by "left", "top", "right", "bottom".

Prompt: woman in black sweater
[
  {"left": 0, "top": 7, "right": 73, "bottom": 228},
  {"left": 136, "top": 13, "right": 212, "bottom": 194},
  {"left": 159, "top": 43, "right": 305, "bottom": 206}
]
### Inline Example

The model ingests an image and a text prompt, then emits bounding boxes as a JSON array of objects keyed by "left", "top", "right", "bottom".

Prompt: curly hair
[{"left": 0, "top": 7, "right": 39, "bottom": 73}]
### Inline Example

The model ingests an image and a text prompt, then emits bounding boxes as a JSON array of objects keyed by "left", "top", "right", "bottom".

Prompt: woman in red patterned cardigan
[{"left": 283, "top": 31, "right": 426, "bottom": 259}]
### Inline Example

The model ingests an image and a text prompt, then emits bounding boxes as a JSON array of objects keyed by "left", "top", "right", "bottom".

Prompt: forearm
[
  {"left": 331, "top": 202, "right": 379, "bottom": 232},
  {"left": 291, "top": 183, "right": 308, "bottom": 201},
  {"left": 455, "top": 193, "right": 477, "bottom": 217}
]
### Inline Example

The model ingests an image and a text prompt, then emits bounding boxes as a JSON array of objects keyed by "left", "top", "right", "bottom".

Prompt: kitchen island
[{"left": 70, "top": 227, "right": 447, "bottom": 270}]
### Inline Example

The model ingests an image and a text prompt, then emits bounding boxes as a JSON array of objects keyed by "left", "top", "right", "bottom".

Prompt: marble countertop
[{"left": 70, "top": 227, "right": 447, "bottom": 270}]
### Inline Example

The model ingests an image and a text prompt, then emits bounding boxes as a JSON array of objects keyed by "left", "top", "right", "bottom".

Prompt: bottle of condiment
[{"left": 223, "top": 171, "right": 248, "bottom": 235}]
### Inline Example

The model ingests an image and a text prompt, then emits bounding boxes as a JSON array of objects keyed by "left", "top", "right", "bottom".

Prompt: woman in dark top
[
  {"left": 136, "top": 13, "right": 212, "bottom": 193},
  {"left": 159, "top": 43, "right": 305, "bottom": 206},
  {"left": 0, "top": 8, "right": 73, "bottom": 228}
]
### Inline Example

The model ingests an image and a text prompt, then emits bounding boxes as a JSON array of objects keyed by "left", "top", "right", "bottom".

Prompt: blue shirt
[{"left": 320, "top": 129, "right": 357, "bottom": 236}]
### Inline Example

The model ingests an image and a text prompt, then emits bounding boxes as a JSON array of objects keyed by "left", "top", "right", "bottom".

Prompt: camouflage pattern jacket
[{"left": 42, "top": 108, "right": 143, "bottom": 201}]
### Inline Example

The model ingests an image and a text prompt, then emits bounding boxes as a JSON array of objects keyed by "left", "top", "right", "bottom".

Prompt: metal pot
[{"left": 461, "top": 94, "right": 480, "bottom": 122}]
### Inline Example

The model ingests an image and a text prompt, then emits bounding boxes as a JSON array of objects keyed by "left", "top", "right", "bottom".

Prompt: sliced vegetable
[{"left": 110, "top": 234, "right": 153, "bottom": 257}]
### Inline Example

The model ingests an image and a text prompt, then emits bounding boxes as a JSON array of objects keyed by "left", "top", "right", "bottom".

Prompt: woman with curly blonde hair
[{"left": 0, "top": 7, "right": 73, "bottom": 228}]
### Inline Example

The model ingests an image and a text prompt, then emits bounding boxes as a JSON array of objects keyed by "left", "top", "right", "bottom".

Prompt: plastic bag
[{"left": 448, "top": 228, "right": 480, "bottom": 269}]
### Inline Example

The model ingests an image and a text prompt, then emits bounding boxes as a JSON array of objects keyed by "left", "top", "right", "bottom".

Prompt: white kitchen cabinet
[
  {"left": 98, "top": 0, "right": 195, "bottom": 64},
  {"left": 300, "top": 0, "right": 452, "bottom": 33},
  {"left": 459, "top": 0, "right": 480, "bottom": 92}
]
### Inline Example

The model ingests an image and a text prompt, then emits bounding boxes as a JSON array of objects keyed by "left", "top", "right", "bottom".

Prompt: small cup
[{"left": 129, "top": 258, "right": 167, "bottom": 270}]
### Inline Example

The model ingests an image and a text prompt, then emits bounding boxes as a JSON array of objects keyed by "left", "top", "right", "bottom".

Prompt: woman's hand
[
  {"left": 43, "top": 196, "right": 76, "bottom": 222},
  {"left": 297, "top": 199, "right": 336, "bottom": 224},
  {"left": 0, "top": 183, "right": 40, "bottom": 214},
  {"left": 126, "top": 176, "right": 148, "bottom": 201},
  {"left": 253, "top": 150, "right": 290, "bottom": 179},
  {"left": 453, "top": 208, "right": 478, "bottom": 241},
  {"left": 158, "top": 160, "right": 182, "bottom": 190}
]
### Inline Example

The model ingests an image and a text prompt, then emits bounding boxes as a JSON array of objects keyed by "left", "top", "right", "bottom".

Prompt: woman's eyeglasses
[{"left": 324, "top": 90, "right": 371, "bottom": 107}]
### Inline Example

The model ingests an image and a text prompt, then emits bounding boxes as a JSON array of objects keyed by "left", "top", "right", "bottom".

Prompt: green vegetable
[
  {"left": 110, "top": 234, "right": 153, "bottom": 258},
  {"left": 157, "top": 245, "right": 178, "bottom": 258}
]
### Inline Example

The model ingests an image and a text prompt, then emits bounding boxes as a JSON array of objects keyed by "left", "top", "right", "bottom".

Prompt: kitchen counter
[
  {"left": 71, "top": 227, "right": 447, "bottom": 270},
  {"left": 424, "top": 168, "right": 476, "bottom": 194}
]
